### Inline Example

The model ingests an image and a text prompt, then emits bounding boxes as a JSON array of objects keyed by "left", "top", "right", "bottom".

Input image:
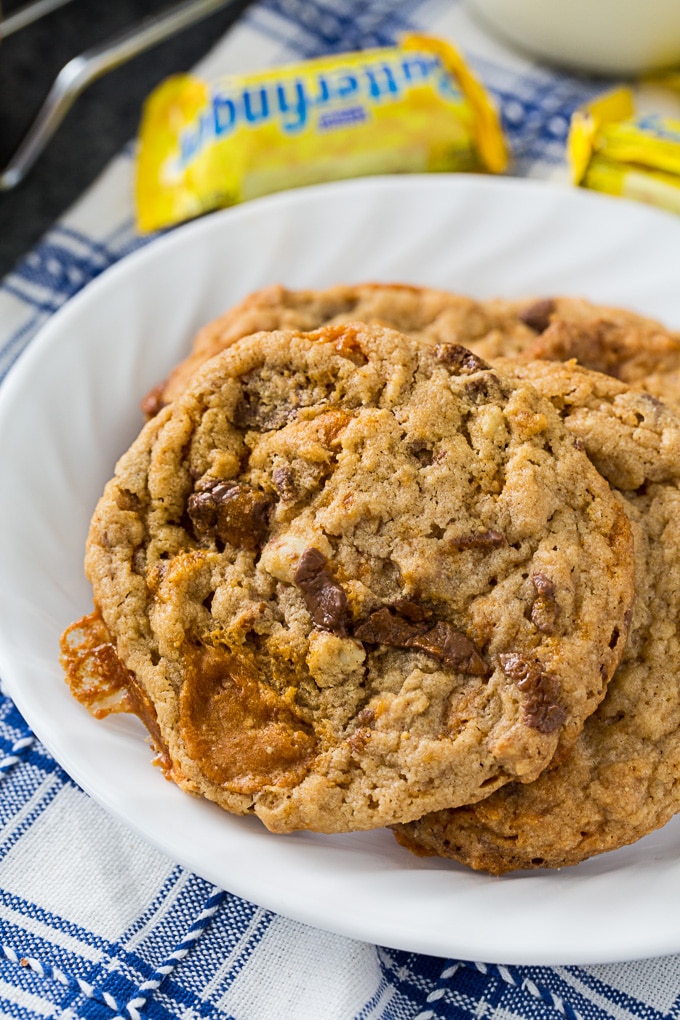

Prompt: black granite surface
[{"left": 0, "top": 0, "right": 253, "bottom": 278}]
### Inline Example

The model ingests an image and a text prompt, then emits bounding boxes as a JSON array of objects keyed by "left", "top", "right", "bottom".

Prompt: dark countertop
[{"left": 0, "top": 0, "right": 252, "bottom": 279}]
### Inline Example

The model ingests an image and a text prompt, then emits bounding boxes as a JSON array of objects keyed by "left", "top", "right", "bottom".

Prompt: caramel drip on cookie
[
  {"left": 179, "top": 646, "right": 317, "bottom": 794},
  {"left": 59, "top": 609, "right": 171, "bottom": 772}
]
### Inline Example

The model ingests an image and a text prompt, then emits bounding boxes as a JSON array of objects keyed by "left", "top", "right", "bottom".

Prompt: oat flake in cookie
[
  {"left": 394, "top": 361, "right": 680, "bottom": 871},
  {"left": 68, "top": 323, "right": 634, "bottom": 834}
]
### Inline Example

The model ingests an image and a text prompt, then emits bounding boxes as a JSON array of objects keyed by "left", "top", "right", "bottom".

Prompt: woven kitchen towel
[{"left": 2, "top": 1, "right": 679, "bottom": 1018}]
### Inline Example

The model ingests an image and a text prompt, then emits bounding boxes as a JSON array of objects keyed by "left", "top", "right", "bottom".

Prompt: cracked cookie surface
[
  {"left": 79, "top": 324, "right": 634, "bottom": 833},
  {"left": 395, "top": 360, "right": 680, "bottom": 871},
  {"left": 142, "top": 283, "right": 680, "bottom": 415}
]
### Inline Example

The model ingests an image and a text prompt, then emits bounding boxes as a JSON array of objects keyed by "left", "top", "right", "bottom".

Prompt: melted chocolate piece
[
  {"left": 499, "top": 652, "right": 567, "bottom": 733},
  {"left": 272, "top": 466, "right": 298, "bottom": 501},
  {"left": 294, "top": 548, "right": 350, "bottom": 635},
  {"left": 434, "top": 344, "right": 491, "bottom": 375},
  {"left": 519, "top": 298, "right": 556, "bottom": 334},
  {"left": 530, "top": 572, "right": 558, "bottom": 633},
  {"left": 409, "top": 621, "right": 490, "bottom": 675},
  {"left": 354, "top": 606, "right": 429, "bottom": 646},
  {"left": 639, "top": 391, "right": 667, "bottom": 411},
  {"left": 531, "top": 573, "right": 555, "bottom": 596},
  {"left": 450, "top": 529, "right": 507, "bottom": 550},
  {"left": 354, "top": 707, "right": 376, "bottom": 726},
  {"left": 388, "top": 599, "right": 432, "bottom": 623},
  {"left": 187, "top": 479, "right": 273, "bottom": 550},
  {"left": 355, "top": 607, "right": 489, "bottom": 676}
]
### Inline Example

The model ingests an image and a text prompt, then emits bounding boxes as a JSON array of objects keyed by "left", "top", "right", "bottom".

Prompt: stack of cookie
[{"left": 61, "top": 283, "right": 680, "bottom": 872}]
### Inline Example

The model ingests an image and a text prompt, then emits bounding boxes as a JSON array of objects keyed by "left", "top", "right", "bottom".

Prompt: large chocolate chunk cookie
[
  {"left": 395, "top": 360, "right": 680, "bottom": 870},
  {"left": 75, "top": 325, "right": 634, "bottom": 833},
  {"left": 142, "top": 283, "right": 680, "bottom": 415}
]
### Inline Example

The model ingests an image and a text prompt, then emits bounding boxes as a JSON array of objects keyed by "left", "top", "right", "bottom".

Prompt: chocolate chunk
[
  {"left": 450, "top": 529, "right": 507, "bottom": 550},
  {"left": 499, "top": 652, "right": 566, "bottom": 733},
  {"left": 388, "top": 599, "right": 432, "bottom": 623},
  {"left": 233, "top": 392, "right": 294, "bottom": 431},
  {"left": 272, "top": 466, "right": 298, "bottom": 501},
  {"left": 408, "top": 621, "right": 490, "bottom": 676},
  {"left": 518, "top": 298, "right": 556, "bottom": 334},
  {"left": 434, "top": 344, "right": 491, "bottom": 375},
  {"left": 115, "top": 488, "right": 142, "bottom": 513},
  {"left": 530, "top": 572, "right": 558, "bottom": 634},
  {"left": 637, "top": 391, "right": 667, "bottom": 415},
  {"left": 409, "top": 439, "right": 433, "bottom": 465},
  {"left": 187, "top": 479, "right": 273, "bottom": 550},
  {"left": 354, "top": 606, "right": 428, "bottom": 646},
  {"left": 355, "top": 607, "right": 489, "bottom": 676},
  {"left": 355, "top": 707, "right": 376, "bottom": 727},
  {"left": 528, "top": 318, "right": 623, "bottom": 378},
  {"left": 499, "top": 651, "right": 538, "bottom": 683},
  {"left": 531, "top": 573, "right": 555, "bottom": 597},
  {"left": 294, "top": 548, "right": 350, "bottom": 635},
  {"left": 464, "top": 374, "right": 502, "bottom": 403}
]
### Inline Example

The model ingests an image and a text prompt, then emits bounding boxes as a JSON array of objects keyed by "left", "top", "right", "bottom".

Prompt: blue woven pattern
[{"left": 0, "top": 631, "right": 677, "bottom": 1012}]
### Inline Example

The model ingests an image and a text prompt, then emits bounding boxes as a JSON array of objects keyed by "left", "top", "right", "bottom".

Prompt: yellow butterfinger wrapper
[
  {"left": 568, "top": 87, "right": 680, "bottom": 215},
  {"left": 136, "top": 34, "right": 508, "bottom": 233},
  {"left": 581, "top": 156, "right": 680, "bottom": 215}
]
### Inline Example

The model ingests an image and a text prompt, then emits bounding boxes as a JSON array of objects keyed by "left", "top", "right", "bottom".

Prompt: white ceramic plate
[{"left": 2, "top": 175, "right": 680, "bottom": 967}]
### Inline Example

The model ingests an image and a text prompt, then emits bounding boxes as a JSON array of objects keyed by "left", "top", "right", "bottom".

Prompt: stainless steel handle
[
  {"left": 0, "top": 0, "right": 77, "bottom": 39},
  {"left": 0, "top": 0, "right": 239, "bottom": 190}
]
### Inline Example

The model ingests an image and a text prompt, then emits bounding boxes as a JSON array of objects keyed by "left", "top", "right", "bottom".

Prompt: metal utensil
[
  {"left": 0, "top": 0, "right": 76, "bottom": 39},
  {"left": 0, "top": 0, "right": 241, "bottom": 190}
]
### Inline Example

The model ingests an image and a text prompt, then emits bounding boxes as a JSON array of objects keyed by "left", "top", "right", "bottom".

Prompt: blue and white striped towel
[{"left": 2, "top": 1, "right": 680, "bottom": 1017}]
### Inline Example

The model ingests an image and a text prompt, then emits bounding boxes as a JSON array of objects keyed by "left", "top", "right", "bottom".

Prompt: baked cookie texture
[
  {"left": 395, "top": 360, "right": 680, "bottom": 871},
  {"left": 83, "top": 324, "right": 634, "bottom": 834},
  {"left": 142, "top": 283, "right": 680, "bottom": 415},
  {"left": 143, "top": 282, "right": 542, "bottom": 413},
  {"left": 493, "top": 358, "right": 680, "bottom": 491}
]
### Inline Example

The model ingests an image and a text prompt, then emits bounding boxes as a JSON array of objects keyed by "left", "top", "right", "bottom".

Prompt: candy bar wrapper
[
  {"left": 568, "top": 87, "right": 680, "bottom": 214},
  {"left": 135, "top": 34, "right": 508, "bottom": 233},
  {"left": 581, "top": 157, "right": 680, "bottom": 215}
]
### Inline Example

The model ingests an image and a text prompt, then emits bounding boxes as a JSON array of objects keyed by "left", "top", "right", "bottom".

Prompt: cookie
[
  {"left": 394, "top": 360, "right": 680, "bottom": 871},
  {"left": 141, "top": 284, "right": 680, "bottom": 415},
  {"left": 492, "top": 357, "right": 680, "bottom": 491},
  {"left": 512, "top": 298, "right": 680, "bottom": 389},
  {"left": 68, "top": 324, "right": 634, "bottom": 834},
  {"left": 141, "top": 282, "right": 538, "bottom": 414}
]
